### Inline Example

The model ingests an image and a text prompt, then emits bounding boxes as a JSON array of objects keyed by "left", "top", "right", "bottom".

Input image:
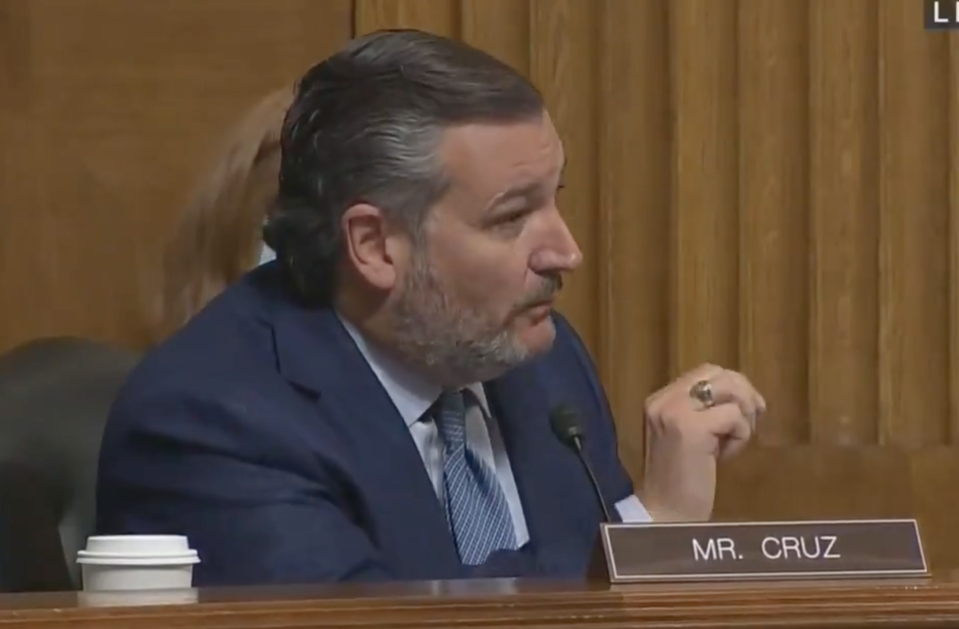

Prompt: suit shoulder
[
  {"left": 107, "top": 284, "right": 296, "bottom": 444},
  {"left": 123, "top": 310, "right": 270, "bottom": 401}
]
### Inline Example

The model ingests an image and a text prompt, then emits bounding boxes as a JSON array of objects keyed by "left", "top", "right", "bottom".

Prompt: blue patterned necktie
[{"left": 433, "top": 389, "right": 517, "bottom": 565}]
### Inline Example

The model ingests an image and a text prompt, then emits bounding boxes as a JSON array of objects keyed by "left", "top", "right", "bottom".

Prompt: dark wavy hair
[{"left": 263, "top": 29, "right": 544, "bottom": 307}]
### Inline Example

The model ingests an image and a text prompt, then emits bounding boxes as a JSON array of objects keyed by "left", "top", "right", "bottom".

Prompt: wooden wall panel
[
  {"left": 878, "top": 0, "right": 950, "bottom": 448},
  {"left": 596, "top": 0, "right": 670, "bottom": 473},
  {"left": 0, "top": 0, "right": 352, "bottom": 350},
  {"left": 4, "top": 0, "right": 959, "bottom": 567},
  {"left": 738, "top": 0, "right": 809, "bottom": 447},
  {"left": 808, "top": 0, "right": 879, "bottom": 446}
]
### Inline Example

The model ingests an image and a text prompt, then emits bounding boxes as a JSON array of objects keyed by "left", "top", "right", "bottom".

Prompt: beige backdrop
[{"left": 2, "top": 0, "right": 959, "bottom": 566}]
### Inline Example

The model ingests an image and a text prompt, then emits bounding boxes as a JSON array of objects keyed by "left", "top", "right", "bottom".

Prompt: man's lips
[{"left": 525, "top": 299, "right": 555, "bottom": 317}]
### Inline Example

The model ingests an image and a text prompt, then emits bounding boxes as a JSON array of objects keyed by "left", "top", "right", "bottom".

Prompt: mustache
[{"left": 517, "top": 274, "right": 563, "bottom": 310}]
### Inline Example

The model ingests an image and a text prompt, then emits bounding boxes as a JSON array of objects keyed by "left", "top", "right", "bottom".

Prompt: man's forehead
[{"left": 439, "top": 117, "right": 565, "bottom": 186}]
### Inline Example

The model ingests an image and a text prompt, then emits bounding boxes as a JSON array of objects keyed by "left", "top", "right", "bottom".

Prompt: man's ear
[{"left": 340, "top": 203, "right": 399, "bottom": 291}]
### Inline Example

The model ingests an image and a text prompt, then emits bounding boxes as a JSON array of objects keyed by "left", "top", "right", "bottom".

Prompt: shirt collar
[{"left": 338, "top": 314, "right": 489, "bottom": 427}]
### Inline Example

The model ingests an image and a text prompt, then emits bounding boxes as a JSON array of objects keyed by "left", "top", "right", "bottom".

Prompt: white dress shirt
[
  {"left": 259, "top": 244, "right": 276, "bottom": 265},
  {"left": 340, "top": 317, "right": 652, "bottom": 546}
]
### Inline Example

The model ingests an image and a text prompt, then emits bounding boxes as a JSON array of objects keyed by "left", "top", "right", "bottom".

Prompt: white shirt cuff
[{"left": 614, "top": 494, "right": 653, "bottom": 522}]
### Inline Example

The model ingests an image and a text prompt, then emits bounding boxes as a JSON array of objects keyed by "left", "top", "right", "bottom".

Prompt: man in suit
[{"left": 96, "top": 29, "right": 765, "bottom": 586}]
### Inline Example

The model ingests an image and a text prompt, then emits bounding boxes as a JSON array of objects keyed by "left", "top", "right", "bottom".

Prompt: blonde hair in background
[{"left": 149, "top": 86, "right": 294, "bottom": 343}]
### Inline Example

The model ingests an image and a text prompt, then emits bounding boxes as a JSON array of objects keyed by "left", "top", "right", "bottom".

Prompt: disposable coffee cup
[{"left": 77, "top": 535, "right": 200, "bottom": 592}]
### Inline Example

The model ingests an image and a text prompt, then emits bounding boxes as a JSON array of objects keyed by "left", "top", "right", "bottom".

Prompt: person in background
[
  {"left": 97, "top": 30, "right": 765, "bottom": 586},
  {"left": 148, "top": 87, "right": 291, "bottom": 342}
]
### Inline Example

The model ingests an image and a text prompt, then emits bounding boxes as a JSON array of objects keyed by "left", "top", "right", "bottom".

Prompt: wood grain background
[{"left": 3, "top": 0, "right": 959, "bottom": 566}]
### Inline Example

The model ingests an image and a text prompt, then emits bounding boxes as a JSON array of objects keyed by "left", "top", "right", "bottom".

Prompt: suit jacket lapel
[
  {"left": 484, "top": 360, "right": 569, "bottom": 553},
  {"left": 486, "top": 357, "right": 617, "bottom": 576},
  {"left": 273, "top": 305, "right": 462, "bottom": 577}
]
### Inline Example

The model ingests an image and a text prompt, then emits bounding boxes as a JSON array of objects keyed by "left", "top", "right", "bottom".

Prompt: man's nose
[{"left": 529, "top": 212, "right": 583, "bottom": 273}]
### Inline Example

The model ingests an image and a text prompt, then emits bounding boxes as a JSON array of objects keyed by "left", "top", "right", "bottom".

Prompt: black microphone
[{"left": 549, "top": 405, "right": 612, "bottom": 523}]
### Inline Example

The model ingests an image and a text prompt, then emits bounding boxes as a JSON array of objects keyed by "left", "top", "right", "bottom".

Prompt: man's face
[{"left": 388, "top": 112, "right": 582, "bottom": 385}]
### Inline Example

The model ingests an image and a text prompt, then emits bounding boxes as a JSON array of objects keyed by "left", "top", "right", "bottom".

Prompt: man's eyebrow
[
  {"left": 485, "top": 160, "right": 566, "bottom": 213},
  {"left": 485, "top": 183, "right": 542, "bottom": 213}
]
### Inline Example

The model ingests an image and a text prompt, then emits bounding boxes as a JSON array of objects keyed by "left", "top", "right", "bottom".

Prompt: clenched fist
[{"left": 640, "top": 363, "right": 765, "bottom": 522}]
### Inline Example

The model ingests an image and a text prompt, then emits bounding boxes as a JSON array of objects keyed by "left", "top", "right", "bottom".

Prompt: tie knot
[{"left": 434, "top": 389, "right": 468, "bottom": 449}]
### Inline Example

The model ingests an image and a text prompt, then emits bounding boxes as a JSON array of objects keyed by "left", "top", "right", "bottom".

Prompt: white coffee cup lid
[
  {"left": 83, "top": 535, "right": 192, "bottom": 556},
  {"left": 77, "top": 550, "right": 200, "bottom": 566}
]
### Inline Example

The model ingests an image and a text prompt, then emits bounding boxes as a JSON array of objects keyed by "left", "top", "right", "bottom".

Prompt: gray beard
[{"left": 388, "top": 253, "right": 533, "bottom": 388}]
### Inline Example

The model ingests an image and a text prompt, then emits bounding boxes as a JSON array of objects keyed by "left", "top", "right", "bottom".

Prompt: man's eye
[{"left": 499, "top": 209, "right": 529, "bottom": 224}]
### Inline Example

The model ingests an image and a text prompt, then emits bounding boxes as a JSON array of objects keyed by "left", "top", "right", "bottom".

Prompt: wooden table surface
[{"left": 0, "top": 572, "right": 957, "bottom": 628}]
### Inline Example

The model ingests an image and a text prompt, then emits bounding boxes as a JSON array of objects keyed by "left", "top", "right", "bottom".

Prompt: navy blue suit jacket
[{"left": 96, "top": 264, "right": 635, "bottom": 586}]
